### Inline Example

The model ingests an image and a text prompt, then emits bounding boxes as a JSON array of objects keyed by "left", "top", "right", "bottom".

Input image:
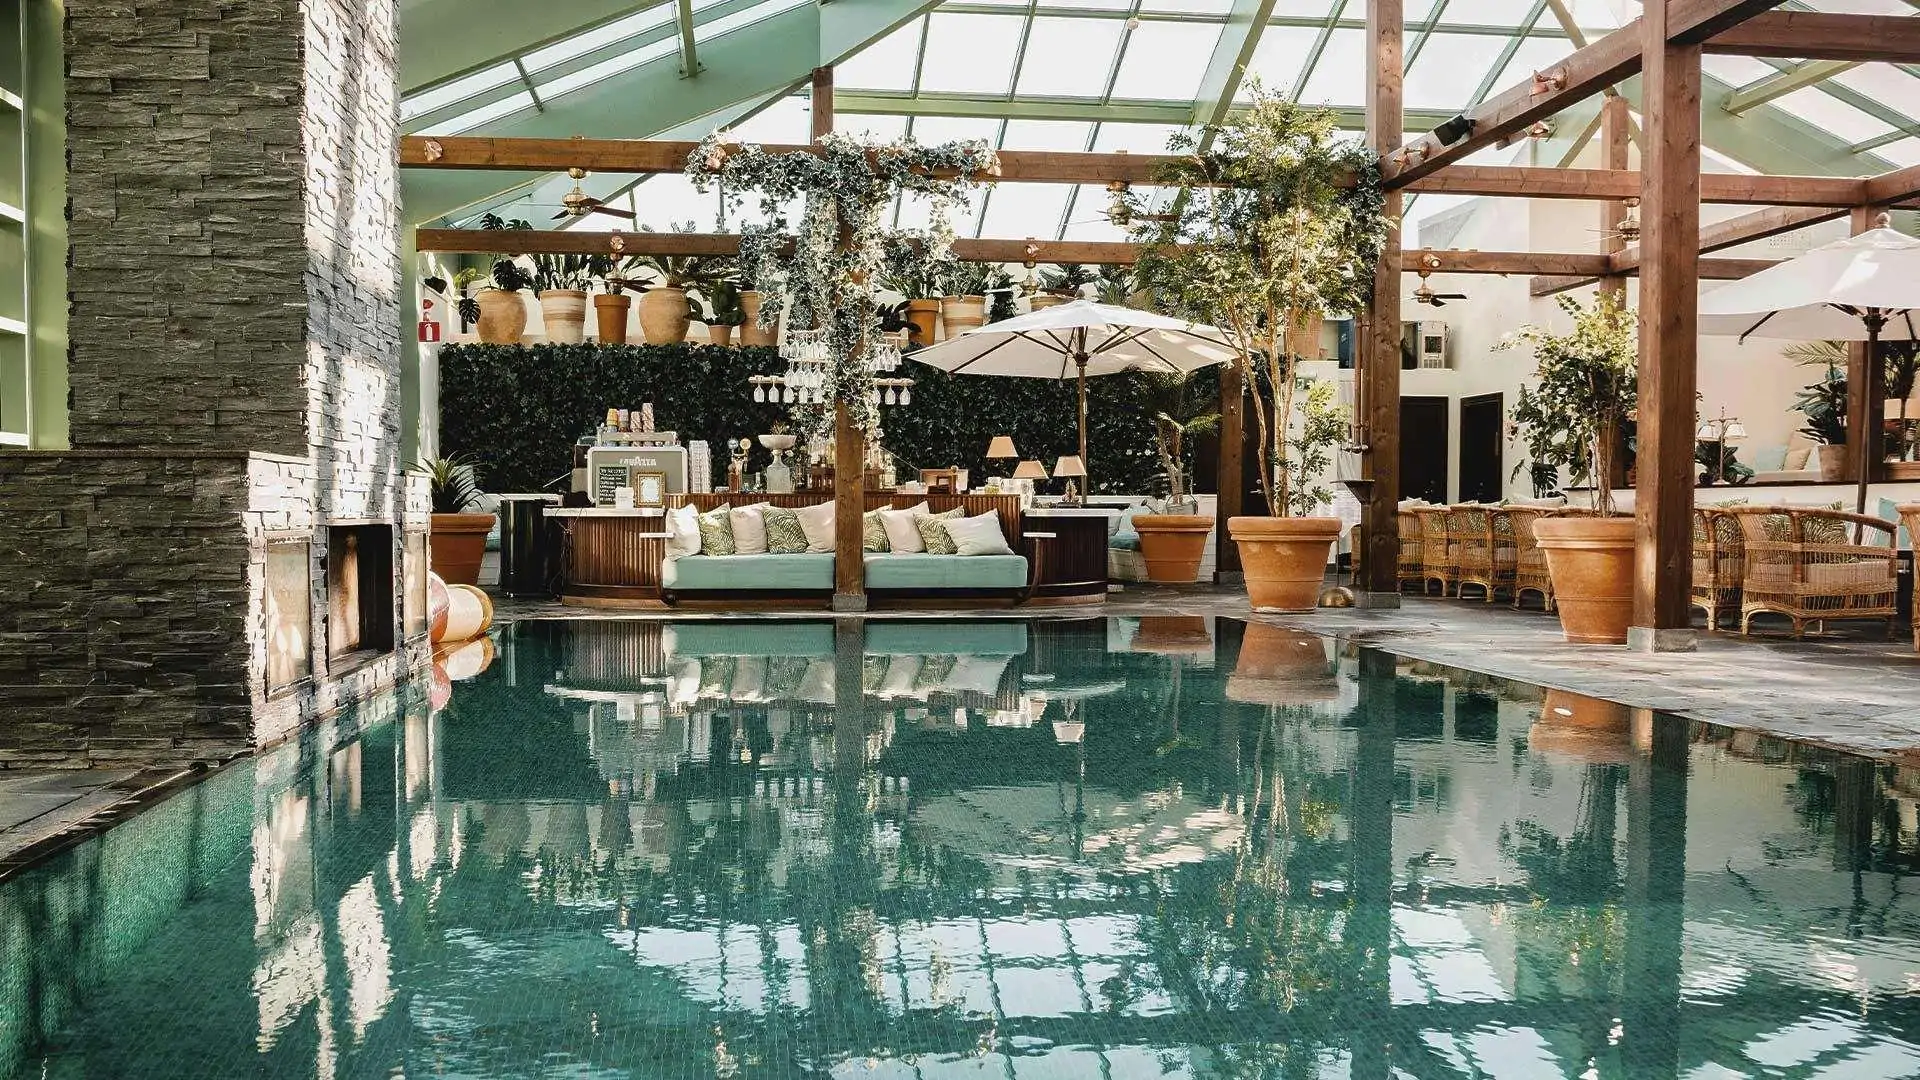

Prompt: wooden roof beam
[
  {"left": 1704, "top": 11, "right": 1920, "bottom": 62},
  {"left": 1382, "top": 0, "right": 1784, "bottom": 190},
  {"left": 1865, "top": 162, "right": 1920, "bottom": 206}
]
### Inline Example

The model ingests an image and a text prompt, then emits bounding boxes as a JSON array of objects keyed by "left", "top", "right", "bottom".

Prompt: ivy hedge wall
[{"left": 438, "top": 342, "right": 1219, "bottom": 496}]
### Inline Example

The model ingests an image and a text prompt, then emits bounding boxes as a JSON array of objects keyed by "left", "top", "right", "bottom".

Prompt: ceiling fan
[
  {"left": 1408, "top": 255, "right": 1467, "bottom": 307},
  {"left": 1591, "top": 196, "right": 1642, "bottom": 244},
  {"left": 547, "top": 167, "right": 636, "bottom": 221}
]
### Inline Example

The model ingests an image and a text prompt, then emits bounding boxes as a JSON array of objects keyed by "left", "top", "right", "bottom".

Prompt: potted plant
[
  {"left": 531, "top": 253, "right": 593, "bottom": 343},
  {"left": 1132, "top": 370, "right": 1219, "bottom": 583},
  {"left": 986, "top": 267, "right": 1020, "bottom": 323},
  {"left": 588, "top": 254, "right": 633, "bottom": 344},
  {"left": 737, "top": 265, "right": 778, "bottom": 347},
  {"left": 1131, "top": 88, "right": 1390, "bottom": 612},
  {"left": 882, "top": 262, "right": 942, "bottom": 346},
  {"left": 1035, "top": 263, "right": 1100, "bottom": 309},
  {"left": 1498, "top": 291, "right": 1639, "bottom": 644},
  {"left": 939, "top": 261, "right": 992, "bottom": 337},
  {"left": 1783, "top": 343, "right": 1851, "bottom": 481},
  {"left": 630, "top": 225, "right": 730, "bottom": 345},
  {"left": 423, "top": 456, "right": 493, "bottom": 587},
  {"left": 452, "top": 267, "right": 485, "bottom": 335},
  {"left": 705, "top": 277, "right": 746, "bottom": 346},
  {"left": 476, "top": 258, "right": 532, "bottom": 344}
]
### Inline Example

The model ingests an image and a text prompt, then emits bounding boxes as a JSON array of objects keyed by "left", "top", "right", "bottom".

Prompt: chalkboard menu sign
[{"left": 595, "top": 464, "right": 633, "bottom": 504}]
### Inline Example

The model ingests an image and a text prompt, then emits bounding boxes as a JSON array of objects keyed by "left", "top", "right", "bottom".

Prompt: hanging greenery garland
[{"left": 686, "top": 131, "right": 999, "bottom": 433}]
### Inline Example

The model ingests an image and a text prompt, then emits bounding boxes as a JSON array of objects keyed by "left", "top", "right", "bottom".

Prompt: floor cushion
[
  {"left": 863, "top": 552, "right": 1028, "bottom": 590},
  {"left": 663, "top": 553, "right": 834, "bottom": 591}
]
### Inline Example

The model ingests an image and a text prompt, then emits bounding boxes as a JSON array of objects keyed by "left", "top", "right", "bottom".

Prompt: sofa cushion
[
  {"left": 762, "top": 506, "right": 810, "bottom": 554},
  {"left": 1109, "top": 532, "right": 1142, "bottom": 552},
  {"left": 663, "top": 553, "right": 834, "bottom": 591},
  {"left": 696, "top": 504, "right": 735, "bottom": 555},
  {"left": 864, "top": 552, "right": 1028, "bottom": 590}
]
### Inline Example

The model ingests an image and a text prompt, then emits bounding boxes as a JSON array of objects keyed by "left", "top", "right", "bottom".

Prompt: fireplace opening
[{"left": 327, "top": 523, "right": 396, "bottom": 664}]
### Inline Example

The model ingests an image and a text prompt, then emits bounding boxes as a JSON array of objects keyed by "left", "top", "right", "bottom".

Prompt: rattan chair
[
  {"left": 1900, "top": 505, "right": 1920, "bottom": 651},
  {"left": 1728, "top": 506, "right": 1898, "bottom": 637},
  {"left": 1690, "top": 506, "right": 1745, "bottom": 630},
  {"left": 1506, "top": 507, "right": 1557, "bottom": 612},
  {"left": 1448, "top": 505, "right": 1516, "bottom": 602},
  {"left": 1398, "top": 508, "right": 1426, "bottom": 592},
  {"left": 1413, "top": 505, "right": 1453, "bottom": 595}
]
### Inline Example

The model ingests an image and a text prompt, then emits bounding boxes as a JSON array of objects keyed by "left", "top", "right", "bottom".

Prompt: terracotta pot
[
  {"left": 1133, "top": 513, "right": 1213, "bottom": 584},
  {"left": 1029, "top": 294, "right": 1068, "bottom": 310},
  {"left": 639, "top": 287, "right": 691, "bottom": 344},
  {"left": 905, "top": 299, "right": 940, "bottom": 346},
  {"left": 539, "top": 289, "right": 588, "bottom": 343},
  {"left": 1227, "top": 516, "right": 1341, "bottom": 612},
  {"left": 594, "top": 292, "right": 632, "bottom": 344},
  {"left": 708, "top": 323, "right": 735, "bottom": 346},
  {"left": 429, "top": 512, "right": 495, "bottom": 587},
  {"left": 941, "top": 295, "right": 986, "bottom": 337},
  {"left": 1532, "top": 515, "right": 1636, "bottom": 644},
  {"left": 1226, "top": 623, "right": 1338, "bottom": 704},
  {"left": 1816, "top": 443, "right": 1847, "bottom": 481},
  {"left": 739, "top": 291, "right": 777, "bottom": 347},
  {"left": 475, "top": 288, "right": 528, "bottom": 344},
  {"left": 1528, "top": 688, "right": 1634, "bottom": 764}
]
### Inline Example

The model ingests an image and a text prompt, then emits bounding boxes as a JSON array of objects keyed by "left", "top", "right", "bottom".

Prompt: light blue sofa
[
  {"left": 863, "top": 552, "right": 1029, "bottom": 592},
  {"left": 661, "top": 553, "right": 835, "bottom": 602}
]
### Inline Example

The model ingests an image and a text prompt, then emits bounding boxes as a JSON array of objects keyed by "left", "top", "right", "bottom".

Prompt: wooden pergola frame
[{"left": 404, "top": 7, "right": 1920, "bottom": 629}]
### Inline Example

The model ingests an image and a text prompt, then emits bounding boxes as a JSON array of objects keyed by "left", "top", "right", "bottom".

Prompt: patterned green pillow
[
  {"left": 916, "top": 507, "right": 966, "bottom": 555},
  {"left": 863, "top": 509, "right": 891, "bottom": 552},
  {"left": 1805, "top": 514, "right": 1849, "bottom": 544},
  {"left": 763, "top": 506, "right": 809, "bottom": 554},
  {"left": 696, "top": 505, "right": 736, "bottom": 555}
]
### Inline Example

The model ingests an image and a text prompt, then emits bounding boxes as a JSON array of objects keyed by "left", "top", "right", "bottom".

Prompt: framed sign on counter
[{"left": 632, "top": 470, "right": 666, "bottom": 507}]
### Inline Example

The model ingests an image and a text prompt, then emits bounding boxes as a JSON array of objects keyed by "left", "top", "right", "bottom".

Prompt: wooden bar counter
[
  {"left": 548, "top": 507, "right": 670, "bottom": 608},
  {"left": 1023, "top": 506, "right": 1113, "bottom": 604}
]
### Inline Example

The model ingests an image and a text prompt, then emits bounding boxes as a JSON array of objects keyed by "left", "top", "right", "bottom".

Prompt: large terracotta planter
[
  {"left": 904, "top": 299, "right": 940, "bottom": 346},
  {"left": 1226, "top": 623, "right": 1338, "bottom": 704},
  {"left": 1532, "top": 515, "right": 1636, "bottom": 644},
  {"left": 708, "top": 323, "right": 735, "bottom": 346},
  {"left": 429, "top": 512, "right": 494, "bottom": 587},
  {"left": 475, "top": 288, "right": 528, "bottom": 344},
  {"left": 594, "top": 292, "right": 631, "bottom": 343},
  {"left": 1227, "top": 516, "right": 1340, "bottom": 612},
  {"left": 1133, "top": 514, "right": 1213, "bottom": 583},
  {"left": 1029, "top": 294, "right": 1068, "bottom": 311},
  {"left": 739, "top": 291, "right": 777, "bottom": 347},
  {"left": 1816, "top": 443, "right": 1846, "bottom": 481},
  {"left": 639, "top": 287, "right": 691, "bottom": 344},
  {"left": 539, "top": 289, "right": 588, "bottom": 343},
  {"left": 941, "top": 295, "right": 986, "bottom": 336}
]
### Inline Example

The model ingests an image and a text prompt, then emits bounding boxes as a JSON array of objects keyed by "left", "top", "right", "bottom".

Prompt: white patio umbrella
[
  {"left": 1698, "top": 221, "right": 1920, "bottom": 514},
  {"left": 909, "top": 299, "right": 1238, "bottom": 473}
]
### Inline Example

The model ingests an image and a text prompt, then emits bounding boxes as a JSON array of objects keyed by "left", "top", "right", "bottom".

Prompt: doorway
[
  {"left": 1459, "top": 393, "right": 1505, "bottom": 503},
  {"left": 1400, "top": 396, "right": 1449, "bottom": 504}
]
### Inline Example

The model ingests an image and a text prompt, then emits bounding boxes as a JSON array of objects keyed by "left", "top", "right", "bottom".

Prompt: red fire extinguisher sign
[{"left": 419, "top": 298, "right": 442, "bottom": 343}]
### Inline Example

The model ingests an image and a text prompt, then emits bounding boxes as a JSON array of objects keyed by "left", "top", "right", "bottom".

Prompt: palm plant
[
  {"left": 1040, "top": 263, "right": 1102, "bottom": 298},
  {"left": 1785, "top": 339, "right": 1920, "bottom": 456},
  {"left": 939, "top": 261, "right": 995, "bottom": 298},
  {"left": 530, "top": 253, "right": 595, "bottom": 294},
  {"left": 626, "top": 224, "right": 735, "bottom": 297},
  {"left": 422, "top": 456, "right": 483, "bottom": 514}
]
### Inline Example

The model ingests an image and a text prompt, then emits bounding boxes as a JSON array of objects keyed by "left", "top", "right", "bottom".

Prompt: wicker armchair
[
  {"left": 1413, "top": 505, "right": 1453, "bottom": 595},
  {"left": 1728, "top": 507, "right": 1898, "bottom": 637},
  {"left": 1690, "top": 507, "right": 1745, "bottom": 630},
  {"left": 1506, "top": 507, "right": 1557, "bottom": 612},
  {"left": 1900, "top": 505, "right": 1920, "bottom": 651},
  {"left": 1398, "top": 508, "right": 1426, "bottom": 591},
  {"left": 1448, "top": 505, "right": 1517, "bottom": 602}
]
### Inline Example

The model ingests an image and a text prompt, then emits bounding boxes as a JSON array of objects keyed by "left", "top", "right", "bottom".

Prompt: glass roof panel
[
  {"left": 1702, "top": 54, "right": 1776, "bottom": 88},
  {"left": 839, "top": 113, "right": 913, "bottom": 141},
  {"left": 979, "top": 183, "right": 1074, "bottom": 237},
  {"left": 898, "top": 188, "right": 988, "bottom": 233},
  {"left": 1773, "top": 86, "right": 1896, "bottom": 144},
  {"left": 1092, "top": 123, "right": 1185, "bottom": 152},
  {"left": 904, "top": 115, "right": 1003, "bottom": 145},
  {"left": 1403, "top": 0, "right": 1438, "bottom": 22},
  {"left": 1490, "top": 37, "right": 1575, "bottom": 101},
  {"left": 416, "top": 91, "right": 536, "bottom": 137},
  {"left": 1061, "top": 185, "right": 1125, "bottom": 241},
  {"left": 1140, "top": 0, "right": 1235, "bottom": 14},
  {"left": 1831, "top": 63, "right": 1920, "bottom": 115},
  {"left": 999, "top": 119, "right": 1096, "bottom": 151},
  {"left": 535, "top": 36, "right": 678, "bottom": 101},
  {"left": 1015, "top": 18, "right": 1126, "bottom": 97},
  {"left": 518, "top": 4, "right": 676, "bottom": 74},
  {"left": 697, "top": 0, "right": 810, "bottom": 41},
  {"left": 1436, "top": 0, "right": 1545, "bottom": 25},
  {"left": 727, "top": 95, "right": 811, "bottom": 143},
  {"left": 401, "top": 63, "right": 519, "bottom": 121},
  {"left": 1297, "top": 29, "right": 1365, "bottom": 107},
  {"left": 1108, "top": 21, "right": 1225, "bottom": 100},
  {"left": 1239, "top": 26, "right": 1324, "bottom": 101},
  {"left": 1269, "top": 0, "right": 1340, "bottom": 17},
  {"left": 1875, "top": 138, "right": 1920, "bottom": 168},
  {"left": 1404, "top": 33, "right": 1515, "bottom": 111},
  {"left": 835, "top": 18, "right": 925, "bottom": 91},
  {"left": 1555, "top": 0, "right": 1624, "bottom": 29},
  {"left": 918, "top": 13, "right": 1025, "bottom": 94}
]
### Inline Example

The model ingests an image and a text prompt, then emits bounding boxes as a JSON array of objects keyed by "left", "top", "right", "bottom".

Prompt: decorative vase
[
  {"left": 475, "top": 288, "right": 528, "bottom": 345},
  {"left": 905, "top": 299, "right": 940, "bottom": 345},
  {"left": 594, "top": 292, "right": 632, "bottom": 343},
  {"left": 709, "top": 323, "right": 735, "bottom": 346},
  {"left": 1132, "top": 513, "right": 1213, "bottom": 583},
  {"left": 639, "top": 287, "right": 691, "bottom": 344},
  {"left": 428, "top": 512, "right": 495, "bottom": 587},
  {"left": 1226, "top": 623, "right": 1339, "bottom": 705},
  {"left": 539, "top": 289, "right": 588, "bottom": 344},
  {"left": 941, "top": 295, "right": 986, "bottom": 337},
  {"left": 1532, "top": 515, "right": 1636, "bottom": 644},
  {"left": 1029, "top": 294, "right": 1068, "bottom": 310},
  {"left": 1227, "top": 516, "right": 1341, "bottom": 612},
  {"left": 739, "top": 290, "right": 777, "bottom": 347},
  {"left": 1816, "top": 443, "right": 1847, "bottom": 481}
]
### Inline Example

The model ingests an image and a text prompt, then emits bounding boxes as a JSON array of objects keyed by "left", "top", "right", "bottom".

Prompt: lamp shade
[
  {"left": 986, "top": 435, "right": 1018, "bottom": 459},
  {"left": 1013, "top": 459, "right": 1049, "bottom": 480},
  {"left": 1054, "top": 455, "right": 1087, "bottom": 478}
]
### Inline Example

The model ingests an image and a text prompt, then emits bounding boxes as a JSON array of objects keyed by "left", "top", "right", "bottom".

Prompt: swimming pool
[{"left": 5, "top": 615, "right": 1920, "bottom": 1078}]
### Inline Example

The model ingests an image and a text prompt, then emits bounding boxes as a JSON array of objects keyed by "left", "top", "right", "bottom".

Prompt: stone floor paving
[{"left": 0, "top": 766, "right": 196, "bottom": 877}]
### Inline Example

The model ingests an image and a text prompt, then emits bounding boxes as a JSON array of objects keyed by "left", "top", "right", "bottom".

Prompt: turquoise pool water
[{"left": 6, "top": 616, "right": 1920, "bottom": 1078}]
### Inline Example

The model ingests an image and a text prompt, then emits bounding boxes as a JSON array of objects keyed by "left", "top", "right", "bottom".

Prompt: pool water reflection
[{"left": 6, "top": 616, "right": 1920, "bottom": 1078}]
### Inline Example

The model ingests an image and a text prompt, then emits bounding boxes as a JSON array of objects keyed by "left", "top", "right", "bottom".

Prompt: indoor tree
[{"left": 1497, "top": 292, "right": 1638, "bottom": 515}]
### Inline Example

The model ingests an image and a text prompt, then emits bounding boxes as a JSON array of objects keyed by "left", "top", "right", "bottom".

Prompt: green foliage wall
[{"left": 438, "top": 343, "right": 1218, "bottom": 495}]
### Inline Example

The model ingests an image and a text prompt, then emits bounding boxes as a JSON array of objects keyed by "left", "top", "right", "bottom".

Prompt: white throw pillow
[
  {"left": 879, "top": 502, "right": 930, "bottom": 553},
  {"left": 730, "top": 503, "right": 771, "bottom": 555},
  {"left": 944, "top": 511, "right": 1015, "bottom": 556},
  {"left": 666, "top": 503, "right": 702, "bottom": 559},
  {"left": 795, "top": 501, "right": 836, "bottom": 553}
]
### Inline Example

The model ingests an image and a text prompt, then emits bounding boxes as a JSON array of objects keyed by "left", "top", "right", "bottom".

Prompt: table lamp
[
  {"left": 986, "top": 436, "right": 1019, "bottom": 470},
  {"left": 1012, "top": 459, "right": 1048, "bottom": 501},
  {"left": 1054, "top": 455, "right": 1087, "bottom": 505}
]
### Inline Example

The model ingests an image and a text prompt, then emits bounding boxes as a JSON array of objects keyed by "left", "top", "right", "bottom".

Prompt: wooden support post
[
  {"left": 1358, "top": 0, "right": 1403, "bottom": 604},
  {"left": 1845, "top": 205, "right": 1884, "bottom": 491},
  {"left": 1215, "top": 359, "right": 1244, "bottom": 579},
  {"left": 811, "top": 67, "right": 834, "bottom": 142},
  {"left": 1629, "top": 2, "right": 1703, "bottom": 652},
  {"left": 813, "top": 65, "right": 867, "bottom": 611},
  {"left": 1596, "top": 94, "right": 1631, "bottom": 303}
]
